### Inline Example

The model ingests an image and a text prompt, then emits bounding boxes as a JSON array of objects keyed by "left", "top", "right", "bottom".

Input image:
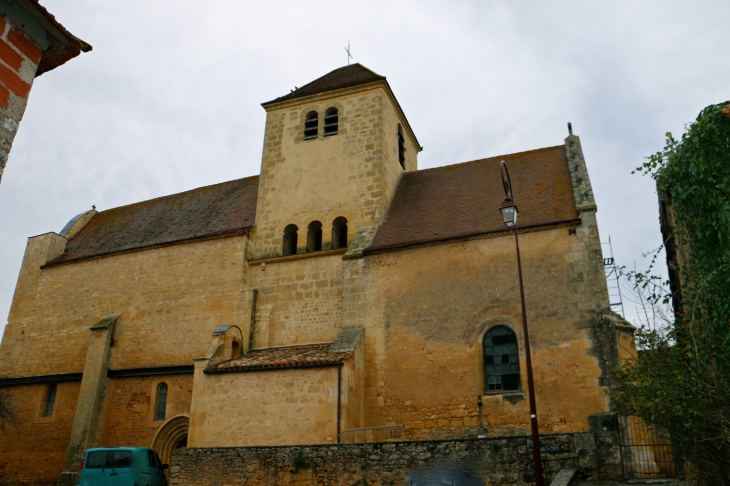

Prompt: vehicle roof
[{"left": 85, "top": 447, "right": 153, "bottom": 452}]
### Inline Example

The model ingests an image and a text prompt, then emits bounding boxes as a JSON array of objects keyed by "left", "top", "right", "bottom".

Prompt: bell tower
[{"left": 250, "top": 64, "right": 421, "bottom": 259}]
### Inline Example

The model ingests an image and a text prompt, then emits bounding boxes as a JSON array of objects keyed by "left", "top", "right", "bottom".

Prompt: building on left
[{"left": 0, "top": 0, "right": 91, "bottom": 185}]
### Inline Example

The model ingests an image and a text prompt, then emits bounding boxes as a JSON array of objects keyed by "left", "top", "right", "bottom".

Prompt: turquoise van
[{"left": 77, "top": 447, "right": 168, "bottom": 486}]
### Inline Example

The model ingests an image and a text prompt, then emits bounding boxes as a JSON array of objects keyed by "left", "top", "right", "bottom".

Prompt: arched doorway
[{"left": 152, "top": 415, "right": 189, "bottom": 477}]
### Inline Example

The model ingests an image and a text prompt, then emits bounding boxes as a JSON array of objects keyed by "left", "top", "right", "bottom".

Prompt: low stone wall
[{"left": 170, "top": 428, "right": 622, "bottom": 485}]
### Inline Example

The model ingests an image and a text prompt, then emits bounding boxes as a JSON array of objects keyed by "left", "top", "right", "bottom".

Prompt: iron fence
[{"left": 618, "top": 415, "right": 677, "bottom": 479}]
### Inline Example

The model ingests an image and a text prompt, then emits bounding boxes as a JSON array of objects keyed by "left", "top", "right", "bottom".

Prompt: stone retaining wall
[{"left": 170, "top": 426, "right": 622, "bottom": 485}]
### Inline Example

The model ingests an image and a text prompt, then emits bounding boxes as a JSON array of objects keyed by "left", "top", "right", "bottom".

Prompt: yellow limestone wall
[
  {"left": 249, "top": 253, "right": 345, "bottom": 347},
  {"left": 251, "top": 85, "right": 418, "bottom": 260},
  {"left": 0, "top": 381, "right": 80, "bottom": 485},
  {"left": 189, "top": 366, "right": 341, "bottom": 447},
  {"left": 0, "top": 235, "right": 251, "bottom": 377},
  {"left": 365, "top": 224, "right": 612, "bottom": 439},
  {"left": 99, "top": 375, "right": 193, "bottom": 448}
]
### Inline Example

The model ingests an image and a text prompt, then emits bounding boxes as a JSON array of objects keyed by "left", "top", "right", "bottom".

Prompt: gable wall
[
  {"left": 0, "top": 235, "right": 251, "bottom": 377},
  {"left": 363, "top": 224, "right": 612, "bottom": 439}
]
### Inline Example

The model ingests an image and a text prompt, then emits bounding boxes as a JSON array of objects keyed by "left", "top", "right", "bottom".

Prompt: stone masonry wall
[
  {"left": 0, "top": 381, "right": 80, "bottom": 485},
  {"left": 366, "top": 225, "right": 611, "bottom": 439},
  {"left": 250, "top": 253, "right": 344, "bottom": 347},
  {"left": 252, "top": 85, "right": 418, "bottom": 260},
  {"left": 99, "top": 374, "right": 193, "bottom": 448},
  {"left": 1, "top": 235, "right": 250, "bottom": 377},
  {"left": 0, "top": 13, "right": 42, "bottom": 183},
  {"left": 171, "top": 429, "right": 622, "bottom": 486}
]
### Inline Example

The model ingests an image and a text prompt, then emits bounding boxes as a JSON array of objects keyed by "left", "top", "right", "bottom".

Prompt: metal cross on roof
[{"left": 345, "top": 41, "right": 352, "bottom": 65}]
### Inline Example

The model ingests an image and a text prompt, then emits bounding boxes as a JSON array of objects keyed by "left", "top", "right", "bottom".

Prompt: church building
[{"left": 0, "top": 64, "right": 634, "bottom": 485}]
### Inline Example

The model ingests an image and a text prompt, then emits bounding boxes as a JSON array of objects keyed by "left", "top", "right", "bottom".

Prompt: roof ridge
[
  {"left": 408, "top": 145, "right": 566, "bottom": 177},
  {"left": 93, "top": 174, "right": 259, "bottom": 215}
]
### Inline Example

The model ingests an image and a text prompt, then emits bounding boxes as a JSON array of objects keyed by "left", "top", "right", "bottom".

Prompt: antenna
[{"left": 345, "top": 41, "right": 353, "bottom": 65}]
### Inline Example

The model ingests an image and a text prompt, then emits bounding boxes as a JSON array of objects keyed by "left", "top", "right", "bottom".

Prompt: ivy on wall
[{"left": 613, "top": 102, "right": 730, "bottom": 484}]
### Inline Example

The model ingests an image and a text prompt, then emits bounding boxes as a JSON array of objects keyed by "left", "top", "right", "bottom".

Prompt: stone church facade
[{"left": 0, "top": 64, "right": 634, "bottom": 485}]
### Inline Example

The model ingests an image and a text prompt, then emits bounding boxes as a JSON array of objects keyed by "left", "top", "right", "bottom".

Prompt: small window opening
[
  {"left": 324, "top": 107, "right": 338, "bottom": 136},
  {"left": 43, "top": 383, "right": 57, "bottom": 417},
  {"left": 304, "top": 111, "right": 318, "bottom": 140},
  {"left": 231, "top": 341, "right": 241, "bottom": 359},
  {"left": 483, "top": 326, "right": 521, "bottom": 392},
  {"left": 397, "top": 124, "right": 406, "bottom": 169},
  {"left": 155, "top": 382, "right": 168, "bottom": 422},
  {"left": 307, "top": 221, "right": 323, "bottom": 252},
  {"left": 332, "top": 217, "right": 348, "bottom": 249},
  {"left": 283, "top": 224, "right": 299, "bottom": 256}
]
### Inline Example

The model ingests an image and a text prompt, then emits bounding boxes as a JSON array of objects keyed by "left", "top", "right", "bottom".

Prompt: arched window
[
  {"left": 283, "top": 224, "right": 298, "bottom": 256},
  {"left": 483, "top": 326, "right": 520, "bottom": 392},
  {"left": 155, "top": 382, "right": 168, "bottom": 422},
  {"left": 397, "top": 124, "right": 406, "bottom": 169},
  {"left": 42, "top": 383, "right": 57, "bottom": 417},
  {"left": 332, "top": 217, "right": 348, "bottom": 249},
  {"left": 307, "top": 221, "right": 323, "bottom": 252},
  {"left": 304, "top": 111, "right": 318, "bottom": 140},
  {"left": 324, "top": 107, "right": 338, "bottom": 136}
]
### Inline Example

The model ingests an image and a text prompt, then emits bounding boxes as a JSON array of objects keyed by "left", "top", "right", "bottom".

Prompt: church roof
[
  {"left": 45, "top": 145, "right": 579, "bottom": 266},
  {"left": 207, "top": 343, "right": 353, "bottom": 373},
  {"left": 365, "top": 145, "right": 580, "bottom": 254},
  {"left": 262, "top": 63, "right": 386, "bottom": 106},
  {"left": 45, "top": 176, "right": 259, "bottom": 266}
]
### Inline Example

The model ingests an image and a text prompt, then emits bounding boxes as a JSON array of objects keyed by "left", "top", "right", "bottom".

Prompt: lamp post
[{"left": 498, "top": 160, "right": 544, "bottom": 486}]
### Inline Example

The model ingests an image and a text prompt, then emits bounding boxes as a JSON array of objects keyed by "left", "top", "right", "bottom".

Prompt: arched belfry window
[
  {"left": 283, "top": 224, "right": 299, "bottom": 256},
  {"left": 397, "top": 124, "right": 406, "bottom": 169},
  {"left": 155, "top": 382, "right": 168, "bottom": 422},
  {"left": 307, "top": 221, "right": 323, "bottom": 252},
  {"left": 304, "top": 111, "right": 318, "bottom": 140},
  {"left": 483, "top": 326, "right": 520, "bottom": 392},
  {"left": 332, "top": 217, "right": 348, "bottom": 249},
  {"left": 324, "top": 107, "right": 338, "bottom": 136}
]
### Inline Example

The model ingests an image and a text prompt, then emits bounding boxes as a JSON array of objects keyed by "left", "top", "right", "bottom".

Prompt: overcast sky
[{"left": 1, "top": 0, "right": 728, "bottom": 338}]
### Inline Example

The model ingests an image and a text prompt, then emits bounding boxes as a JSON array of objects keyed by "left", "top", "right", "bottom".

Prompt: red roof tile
[
  {"left": 365, "top": 145, "right": 579, "bottom": 253},
  {"left": 46, "top": 176, "right": 259, "bottom": 266},
  {"left": 209, "top": 344, "right": 352, "bottom": 372}
]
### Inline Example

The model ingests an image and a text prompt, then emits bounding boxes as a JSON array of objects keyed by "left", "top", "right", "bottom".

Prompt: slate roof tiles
[
  {"left": 46, "top": 176, "right": 259, "bottom": 266},
  {"left": 366, "top": 145, "right": 580, "bottom": 253}
]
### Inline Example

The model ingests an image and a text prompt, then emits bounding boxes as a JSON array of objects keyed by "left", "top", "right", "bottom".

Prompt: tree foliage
[{"left": 613, "top": 102, "right": 730, "bottom": 484}]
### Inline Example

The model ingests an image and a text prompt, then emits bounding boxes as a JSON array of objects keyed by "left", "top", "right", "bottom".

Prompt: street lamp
[{"left": 499, "top": 160, "right": 544, "bottom": 486}]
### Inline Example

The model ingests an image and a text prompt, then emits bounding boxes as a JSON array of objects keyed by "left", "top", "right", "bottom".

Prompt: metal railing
[
  {"left": 339, "top": 425, "right": 404, "bottom": 444},
  {"left": 618, "top": 415, "right": 677, "bottom": 479}
]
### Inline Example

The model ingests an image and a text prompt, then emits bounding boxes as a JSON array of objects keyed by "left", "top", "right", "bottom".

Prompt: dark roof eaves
[
  {"left": 41, "top": 227, "right": 252, "bottom": 269},
  {"left": 364, "top": 219, "right": 582, "bottom": 256},
  {"left": 205, "top": 359, "right": 349, "bottom": 374}
]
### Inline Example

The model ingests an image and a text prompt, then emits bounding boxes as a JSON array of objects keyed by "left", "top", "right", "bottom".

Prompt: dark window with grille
[
  {"left": 483, "top": 326, "right": 520, "bottom": 392},
  {"left": 283, "top": 224, "right": 298, "bottom": 256},
  {"left": 332, "top": 217, "right": 348, "bottom": 249},
  {"left": 397, "top": 124, "right": 406, "bottom": 169},
  {"left": 155, "top": 383, "right": 168, "bottom": 422},
  {"left": 324, "top": 107, "right": 338, "bottom": 136},
  {"left": 307, "top": 221, "right": 323, "bottom": 252},
  {"left": 304, "top": 111, "right": 318, "bottom": 140},
  {"left": 43, "top": 383, "right": 57, "bottom": 417}
]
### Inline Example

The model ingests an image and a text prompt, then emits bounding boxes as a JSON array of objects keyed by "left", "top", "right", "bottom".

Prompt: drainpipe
[
  {"left": 477, "top": 395, "right": 487, "bottom": 438},
  {"left": 337, "top": 364, "right": 343, "bottom": 443}
]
